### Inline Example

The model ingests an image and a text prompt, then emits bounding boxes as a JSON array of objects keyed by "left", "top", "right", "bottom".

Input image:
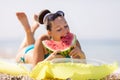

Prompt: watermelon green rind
[{"left": 42, "top": 33, "right": 76, "bottom": 56}]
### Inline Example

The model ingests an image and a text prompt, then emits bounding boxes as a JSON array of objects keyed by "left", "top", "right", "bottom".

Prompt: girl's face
[{"left": 48, "top": 16, "right": 70, "bottom": 41}]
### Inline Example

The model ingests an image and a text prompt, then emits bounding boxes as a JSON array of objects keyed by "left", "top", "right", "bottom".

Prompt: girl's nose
[{"left": 62, "top": 28, "right": 69, "bottom": 36}]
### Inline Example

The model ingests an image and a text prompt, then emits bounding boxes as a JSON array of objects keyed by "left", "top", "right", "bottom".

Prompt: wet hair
[{"left": 38, "top": 9, "right": 64, "bottom": 31}]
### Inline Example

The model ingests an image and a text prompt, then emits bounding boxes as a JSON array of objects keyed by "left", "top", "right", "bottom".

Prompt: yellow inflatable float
[
  {"left": 0, "top": 59, "right": 30, "bottom": 80},
  {"left": 30, "top": 58, "right": 118, "bottom": 80},
  {"left": 0, "top": 58, "right": 119, "bottom": 80}
]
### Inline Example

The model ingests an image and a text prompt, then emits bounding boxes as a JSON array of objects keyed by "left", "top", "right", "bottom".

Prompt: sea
[{"left": 0, "top": 39, "right": 120, "bottom": 66}]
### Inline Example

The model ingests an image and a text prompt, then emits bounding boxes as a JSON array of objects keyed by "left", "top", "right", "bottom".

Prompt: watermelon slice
[{"left": 42, "top": 32, "right": 76, "bottom": 56}]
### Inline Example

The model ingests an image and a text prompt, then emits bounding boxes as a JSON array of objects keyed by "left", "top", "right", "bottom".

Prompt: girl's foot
[
  {"left": 16, "top": 12, "right": 40, "bottom": 35},
  {"left": 31, "top": 14, "right": 40, "bottom": 34},
  {"left": 16, "top": 12, "right": 31, "bottom": 33}
]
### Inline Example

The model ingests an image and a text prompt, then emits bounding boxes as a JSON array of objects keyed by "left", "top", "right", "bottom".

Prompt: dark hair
[
  {"left": 38, "top": 9, "right": 65, "bottom": 31},
  {"left": 38, "top": 9, "right": 51, "bottom": 24}
]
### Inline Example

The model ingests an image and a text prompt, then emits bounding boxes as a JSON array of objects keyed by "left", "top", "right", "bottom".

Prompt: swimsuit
[
  {"left": 19, "top": 44, "right": 70, "bottom": 63},
  {"left": 19, "top": 44, "right": 34, "bottom": 63}
]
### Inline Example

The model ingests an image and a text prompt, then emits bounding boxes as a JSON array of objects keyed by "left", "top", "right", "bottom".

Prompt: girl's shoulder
[{"left": 37, "top": 34, "right": 50, "bottom": 41}]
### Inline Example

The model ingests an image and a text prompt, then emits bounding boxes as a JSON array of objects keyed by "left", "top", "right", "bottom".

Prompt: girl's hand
[
  {"left": 69, "top": 45, "right": 85, "bottom": 59},
  {"left": 44, "top": 50, "right": 61, "bottom": 61}
]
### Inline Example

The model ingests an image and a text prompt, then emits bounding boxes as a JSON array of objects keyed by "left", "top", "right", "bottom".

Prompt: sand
[
  {"left": 0, "top": 69, "right": 120, "bottom": 80},
  {"left": 0, "top": 73, "right": 33, "bottom": 80},
  {"left": 0, "top": 73, "right": 119, "bottom": 80}
]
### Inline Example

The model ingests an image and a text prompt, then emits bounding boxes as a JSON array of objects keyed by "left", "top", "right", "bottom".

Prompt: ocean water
[
  {"left": 0, "top": 39, "right": 120, "bottom": 66},
  {"left": 79, "top": 39, "right": 120, "bottom": 66}
]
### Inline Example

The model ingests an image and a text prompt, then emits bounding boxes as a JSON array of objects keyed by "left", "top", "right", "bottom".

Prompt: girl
[{"left": 15, "top": 9, "right": 86, "bottom": 67}]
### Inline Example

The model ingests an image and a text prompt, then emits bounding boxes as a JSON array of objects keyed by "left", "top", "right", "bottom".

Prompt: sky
[{"left": 0, "top": 0, "right": 120, "bottom": 41}]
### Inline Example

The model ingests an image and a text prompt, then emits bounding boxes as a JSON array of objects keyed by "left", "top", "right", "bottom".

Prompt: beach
[
  {"left": 0, "top": 0, "right": 120, "bottom": 79},
  {"left": 0, "top": 74, "right": 32, "bottom": 80},
  {"left": 0, "top": 39, "right": 120, "bottom": 79}
]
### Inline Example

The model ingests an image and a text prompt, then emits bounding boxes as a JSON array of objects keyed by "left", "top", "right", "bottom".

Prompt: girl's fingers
[
  {"left": 69, "top": 48, "right": 76, "bottom": 55},
  {"left": 53, "top": 50, "right": 61, "bottom": 55},
  {"left": 69, "top": 50, "right": 77, "bottom": 57}
]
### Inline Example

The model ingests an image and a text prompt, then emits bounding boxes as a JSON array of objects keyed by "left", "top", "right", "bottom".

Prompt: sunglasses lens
[
  {"left": 56, "top": 11, "right": 64, "bottom": 16},
  {"left": 45, "top": 11, "right": 64, "bottom": 24},
  {"left": 47, "top": 14, "right": 54, "bottom": 20}
]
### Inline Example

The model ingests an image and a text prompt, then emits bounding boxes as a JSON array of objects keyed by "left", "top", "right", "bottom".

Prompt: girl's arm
[
  {"left": 33, "top": 34, "right": 50, "bottom": 66},
  {"left": 69, "top": 39, "right": 86, "bottom": 59},
  {"left": 76, "top": 40, "right": 86, "bottom": 59}
]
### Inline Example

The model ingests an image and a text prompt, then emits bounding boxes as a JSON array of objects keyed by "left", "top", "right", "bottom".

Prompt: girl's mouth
[{"left": 60, "top": 32, "right": 70, "bottom": 39}]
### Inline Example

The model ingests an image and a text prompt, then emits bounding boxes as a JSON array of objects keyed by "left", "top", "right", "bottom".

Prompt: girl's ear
[
  {"left": 47, "top": 31, "right": 51, "bottom": 35},
  {"left": 47, "top": 31, "right": 52, "bottom": 39}
]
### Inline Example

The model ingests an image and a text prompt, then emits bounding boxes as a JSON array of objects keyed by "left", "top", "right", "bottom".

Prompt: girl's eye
[
  {"left": 64, "top": 25, "right": 68, "bottom": 28},
  {"left": 57, "top": 28, "right": 62, "bottom": 32}
]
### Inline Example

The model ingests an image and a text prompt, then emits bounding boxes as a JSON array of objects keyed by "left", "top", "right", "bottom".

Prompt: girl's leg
[
  {"left": 16, "top": 12, "right": 39, "bottom": 52},
  {"left": 16, "top": 12, "right": 39, "bottom": 63}
]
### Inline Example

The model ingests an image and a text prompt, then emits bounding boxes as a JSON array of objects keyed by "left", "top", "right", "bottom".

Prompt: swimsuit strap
[
  {"left": 20, "top": 56, "right": 25, "bottom": 63},
  {"left": 18, "top": 54, "right": 25, "bottom": 63},
  {"left": 25, "top": 44, "right": 34, "bottom": 54},
  {"left": 19, "top": 44, "right": 34, "bottom": 63},
  {"left": 66, "top": 55, "right": 70, "bottom": 58}
]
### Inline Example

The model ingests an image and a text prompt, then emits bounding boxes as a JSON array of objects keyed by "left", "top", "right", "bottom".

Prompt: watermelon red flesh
[{"left": 42, "top": 33, "right": 76, "bottom": 56}]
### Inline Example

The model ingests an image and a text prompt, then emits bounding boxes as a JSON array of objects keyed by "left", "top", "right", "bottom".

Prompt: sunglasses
[{"left": 43, "top": 11, "right": 64, "bottom": 24}]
